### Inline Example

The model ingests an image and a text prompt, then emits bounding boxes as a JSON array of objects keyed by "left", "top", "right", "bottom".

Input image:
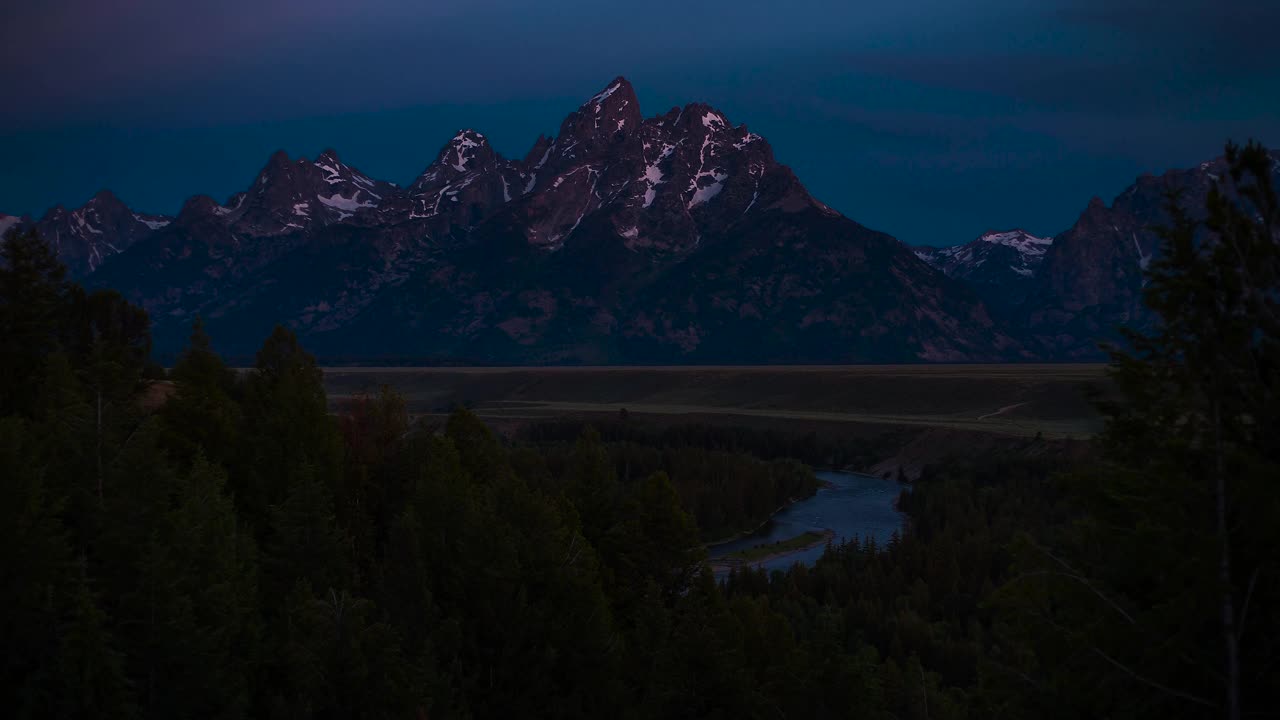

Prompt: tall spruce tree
[
  {"left": 237, "top": 325, "right": 343, "bottom": 535},
  {"left": 160, "top": 318, "right": 242, "bottom": 470},
  {"left": 0, "top": 228, "right": 69, "bottom": 417},
  {"left": 995, "top": 142, "right": 1280, "bottom": 718}
]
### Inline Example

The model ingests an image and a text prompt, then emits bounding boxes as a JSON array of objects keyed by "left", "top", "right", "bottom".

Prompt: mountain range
[{"left": 3, "top": 77, "right": 1275, "bottom": 363}]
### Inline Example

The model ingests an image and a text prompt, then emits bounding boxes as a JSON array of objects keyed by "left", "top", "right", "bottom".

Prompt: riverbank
[
  {"left": 702, "top": 475, "right": 826, "bottom": 546},
  {"left": 710, "top": 529, "right": 836, "bottom": 572},
  {"left": 706, "top": 470, "right": 906, "bottom": 575}
]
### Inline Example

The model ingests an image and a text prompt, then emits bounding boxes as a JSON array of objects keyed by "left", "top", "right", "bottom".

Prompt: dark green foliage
[
  {"left": 336, "top": 384, "right": 408, "bottom": 576},
  {"left": 1, "top": 227, "right": 71, "bottom": 416},
  {"left": 599, "top": 471, "right": 704, "bottom": 612},
  {"left": 529, "top": 423, "right": 821, "bottom": 541},
  {"left": 160, "top": 318, "right": 242, "bottom": 469},
  {"left": 990, "top": 142, "right": 1280, "bottom": 719},
  {"left": 236, "top": 325, "right": 343, "bottom": 534}
]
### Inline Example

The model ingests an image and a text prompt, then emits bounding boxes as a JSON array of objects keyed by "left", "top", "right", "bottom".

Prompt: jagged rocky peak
[
  {"left": 227, "top": 148, "right": 395, "bottom": 234},
  {"left": 400, "top": 129, "right": 530, "bottom": 227},
  {"left": 175, "top": 193, "right": 244, "bottom": 224},
  {"left": 585, "top": 76, "right": 641, "bottom": 127},
  {"left": 411, "top": 129, "right": 504, "bottom": 193},
  {"left": 553, "top": 76, "right": 643, "bottom": 157},
  {"left": 76, "top": 189, "right": 171, "bottom": 231},
  {"left": 85, "top": 188, "right": 123, "bottom": 208},
  {"left": 306, "top": 150, "right": 396, "bottom": 221},
  {"left": 23, "top": 188, "right": 176, "bottom": 275},
  {"left": 523, "top": 134, "right": 552, "bottom": 166},
  {"left": 312, "top": 148, "right": 391, "bottom": 192},
  {"left": 914, "top": 227, "right": 1055, "bottom": 306},
  {"left": 976, "top": 229, "right": 1053, "bottom": 255},
  {"left": 0, "top": 213, "right": 25, "bottom": 237},
  {"left": 442, "top": 129, "right": 497, "bottom": 172}
]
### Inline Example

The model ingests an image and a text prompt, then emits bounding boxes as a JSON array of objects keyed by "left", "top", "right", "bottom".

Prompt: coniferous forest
[{"left": 3, "top": 143, "right": 1278, "bottom": 718}]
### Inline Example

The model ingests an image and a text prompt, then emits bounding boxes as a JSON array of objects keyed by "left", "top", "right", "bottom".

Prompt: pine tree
[
  {"left": 336, "top": 384, "right": 409, "bottom": 580},
  {"left": 261, "top": 464, "right": 351, "bottom": 606},
  {"left": 51, "top": 565, "right": 136, "bottom": 720},
  {"left": 0, "top": 228, "right": 69, "bottom": 416},
  {"left": 996, "top": 142, "right": 1280, "bottom": 718},
  {"left": 601, "top": 471, "right": 704, "bottom": 615},
  {"left": 263, "top": 581, "right": 412, "bottom": 720},
  {"left": 159, "top": 455, "right": 260, "bottom": 719},
  {"left": 160, "top": 318, "right": 242, "bottom": 469},
  {"left": 564, "top": 426, "right": 624, "bottom": 544},
  {"left": 236, "top": 325, "right": 342, "bottom": 534}
]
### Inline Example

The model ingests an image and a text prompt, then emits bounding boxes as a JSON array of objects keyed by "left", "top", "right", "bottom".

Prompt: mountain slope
[
  {"left": 1019, "top": 150, "right": 1280, "bottom": 357},
  {"left": 1, "top": 190, "right": 172, "bottom": 275},
  {"left": 78, "top": 77, "right": 1018, "bottom": 363},
  {"left": 915, "top": 229, "right": 1053, "bottom": 310}
]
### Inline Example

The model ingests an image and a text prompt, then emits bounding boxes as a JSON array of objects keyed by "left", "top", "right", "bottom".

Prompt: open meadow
[{"left": 323, "top": 364, "right": 1109, "bottom": 440}]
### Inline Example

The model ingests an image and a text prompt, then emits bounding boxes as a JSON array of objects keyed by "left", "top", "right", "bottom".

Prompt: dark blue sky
[{"left": 2, "top": 0, "right": 1277, "bottom": 246}]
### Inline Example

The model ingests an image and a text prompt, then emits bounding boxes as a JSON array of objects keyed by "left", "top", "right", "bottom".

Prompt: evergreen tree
[
  {"left": 601, "top": 471, "right": 703, "bottom": 615},
  {"left": 0, "top": 417, "right": 134, "bottom": 719},
  {"left": 996, "top": 142, "right": 1280, "bottom": 718},
  {"left": 33, "top": 352, "right": 101, "bottom": 552},
  {"left": 264, "top": 582, "right": 412, "bottom": 720},
  {"left": 160, "top": 318, "right": 242, "bottom": 470},
  {"left": 564, "top": 426, "right": 624, "bottom": 544},
  {"left": 0, "top": 228, "right": 69, "bottom": 416},
  {"left": 261, "top": 464, "right": 351, "bottom": 606},
  {"left": 237, "top": 325, "right": 342, "bottom": 534},
  {"left": 336, "top": 385, "right": 409, "bottom": 580},
  {"left": 51, "top": 565, "right": 136, "bottom": 720},
  {"left": 159, "top": 455, "right": 260, "bottom": 719}
]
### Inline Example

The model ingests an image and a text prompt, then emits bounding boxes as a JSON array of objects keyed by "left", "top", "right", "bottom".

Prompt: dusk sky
[{"left": 2, "top": 0, "right": 1277, "bottom": 246}]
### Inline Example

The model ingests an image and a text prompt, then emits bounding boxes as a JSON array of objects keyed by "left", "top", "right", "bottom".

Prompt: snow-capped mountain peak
[
  {"left": 0, "top": 214, "right": 26, "bottom": 238},
  {"left": 977, "top": 229, "right": 1053, "bottom": 256},
  {"left": 444, "top": 130, "right": 489, "bottom": 172},
  {"left": 0, "top": 190, "right": 175, "bottom": 274},
  {"left": 555, "top": 76, "right": 642, "bottom": 155},
  {"left": 915, "top": 228, "right": 1055, "bottom": 304}
]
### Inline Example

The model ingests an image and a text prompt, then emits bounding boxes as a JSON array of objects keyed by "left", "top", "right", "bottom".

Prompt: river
[{"left": 707, "top": 470, "right": 906, "bottom": 575}]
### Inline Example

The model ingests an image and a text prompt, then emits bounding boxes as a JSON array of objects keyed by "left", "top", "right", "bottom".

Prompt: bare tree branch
[{"left": 1091, "top": 648, "right": 1217, "bottom": 708}]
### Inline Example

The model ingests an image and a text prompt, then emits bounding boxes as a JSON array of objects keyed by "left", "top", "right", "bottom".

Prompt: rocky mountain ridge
[
  {"left": 4, "top": 78, "right": 1274, "bottom": 363},
  {"left": 914, "top": 229, "right": 1053, "bottom": 309}
]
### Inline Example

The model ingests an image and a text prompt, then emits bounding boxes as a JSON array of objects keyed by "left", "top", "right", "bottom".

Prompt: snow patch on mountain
[
  {"left": 641, "top": 143, "right": 674, "bottom": 208},
  {"left": 1132, "top": 232, "right": 1151, "bottom": 276},
  {"left": 314, "top": 159, "right": 346, "bottom": 184},
  {"left": 979, "top": 230, "right": 1053, "bottom": 256},
  {"left": 689, "top": 172, "right": 727, "bottom": 208},
  {"left": 317, "top": 193, "right": 375, "bottom": 212},
  {"left": 687, "top": 130, "right": 727, "bottom": 208},
  {"left": 72, "top": 209, "right": 102, "bottom": 234},
  {"left": 449, "top": 131, "right": 482, "bottom": 172},
  {"left": 917, "top": 230, "right": 1055, "bottom": 287},
  {"left": 590, "top": 80, "right": 622, "bottom": 105},
  {"left": 134, "top": 214, "right": 170, "bottom": 230}
]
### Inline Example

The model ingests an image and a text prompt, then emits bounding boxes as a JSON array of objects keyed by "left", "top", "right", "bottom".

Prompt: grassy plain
[{"left": 323, "top": 364, "right": 1109, "bottom": 439}]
